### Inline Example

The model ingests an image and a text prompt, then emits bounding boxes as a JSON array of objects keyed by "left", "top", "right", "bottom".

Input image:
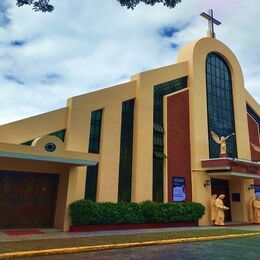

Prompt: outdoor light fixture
[
  {"left": 248, "top": 184, "right": 255, "bottom": 190},
  {"left": 204, "top": 180, "right": 211, "bottom": 187}
]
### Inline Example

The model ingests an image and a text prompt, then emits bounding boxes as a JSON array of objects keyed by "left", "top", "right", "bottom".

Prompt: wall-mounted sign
[
  {"left": 255, "top": 185, "right": 260, "bottom": 197},
  {"left": 173, "top": 177, "right": 186, "bottom": 202}
]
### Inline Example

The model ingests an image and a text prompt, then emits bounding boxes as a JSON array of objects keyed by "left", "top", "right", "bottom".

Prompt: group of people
[{"left": 211, "top": 194, "right": 260, "bottom": 225}]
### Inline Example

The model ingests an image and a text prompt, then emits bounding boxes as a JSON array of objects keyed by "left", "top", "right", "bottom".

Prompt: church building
[{"left": 0, "top": 13, "right": 259, "bottom": 231}]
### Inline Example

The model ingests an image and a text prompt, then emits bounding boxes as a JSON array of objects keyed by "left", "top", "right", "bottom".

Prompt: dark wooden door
[
  {"left": 0, "top": 171, "right": 59, "bottom": 228},
  {"left": 211, "top": 179, "right": 232, "bottom": 221}
]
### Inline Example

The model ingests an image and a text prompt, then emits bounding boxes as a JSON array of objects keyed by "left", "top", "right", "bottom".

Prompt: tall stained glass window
[
  {"left": 206, "top": 53, "right": 237, "bottom": 158},
  {"left": 88, "top": 109, "right": 103, "bottom": 154}
]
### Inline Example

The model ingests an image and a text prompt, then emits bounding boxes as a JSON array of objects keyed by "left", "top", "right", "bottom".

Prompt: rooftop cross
[{"left": 200, "top": 9, "right": 221, "bottom": 38}]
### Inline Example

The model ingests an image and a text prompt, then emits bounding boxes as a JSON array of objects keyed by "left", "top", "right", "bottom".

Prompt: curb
[{"left": 0, "top": 232, "right": 260, "bottom": 259}]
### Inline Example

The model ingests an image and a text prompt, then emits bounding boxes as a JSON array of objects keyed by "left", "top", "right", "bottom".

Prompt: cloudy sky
[{"left": 0, "top": 0, "right": 259, "bottom": 124}]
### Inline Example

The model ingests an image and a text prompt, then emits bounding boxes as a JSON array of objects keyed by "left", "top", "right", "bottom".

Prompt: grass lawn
[{"left": 0, "top": 228, "right": 259, "bottom": 254}]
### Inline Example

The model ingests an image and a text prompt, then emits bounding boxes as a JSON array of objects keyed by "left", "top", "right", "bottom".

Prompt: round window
[{"left": 45, "top": 143, "right": 56, "bottom": 152}]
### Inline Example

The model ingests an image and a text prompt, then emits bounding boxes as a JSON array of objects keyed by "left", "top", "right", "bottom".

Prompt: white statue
[
  {"left": 211, "top": 131, "right": 235, "bottom": 157},
  {"left": 214, "top": 194, "right": 229, "bottom": 225}
]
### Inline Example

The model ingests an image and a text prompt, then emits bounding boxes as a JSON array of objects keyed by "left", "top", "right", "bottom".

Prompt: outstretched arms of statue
[{"left": 225, "top": 132, "right": 235, "bottom": 140}]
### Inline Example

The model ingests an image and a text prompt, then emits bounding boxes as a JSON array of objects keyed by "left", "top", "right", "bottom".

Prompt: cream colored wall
[
  {"left": 0, "top": 108, "right": 68, "bottom": 144},
  {"left": 62, "top": 81, "right": 136, "bottom": 230},
  {"left": 194, "top": 170, "right": 212, "bottom": 224},
  {"left": 96, "top": 101, "right": 122, "bottom": 202},
  {"left": 0, "top": 157, "right": 68, "bottom": 174},
  {"left": 177, "top": 37, "right": 254, "bottom": 225},
  {"left": 229, "top": 178, "right": 255, "bottom": 223},
  {"left": 131, "top": 62, "right": 188, "bottom": 202},
  {"left": 240, "top": 178, "right": 256, "bottom": 222},
  {"left": 54, "top": 172, "right": 69, "bottom": 229},
  {"left": 0, "top": 137, "right": 99, "bottom": 164}
]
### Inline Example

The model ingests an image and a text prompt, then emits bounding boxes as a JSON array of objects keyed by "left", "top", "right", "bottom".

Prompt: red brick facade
[
  {"left": 247, "top": 113, "right": 260, "bottom": 185},
  {"left": 167, "top": 90, "right": 191, "bottom": 202},
  {"left": 247, "top": 114, "right": 260, "bottom": 162}
]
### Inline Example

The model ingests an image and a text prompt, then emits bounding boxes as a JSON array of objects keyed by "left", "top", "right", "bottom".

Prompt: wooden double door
[
  {"left": 211, "top": 179, "right": 232, "bottom": 222},
  {"left": 0, "top": 171, "right": 59, "bottom": 228}
]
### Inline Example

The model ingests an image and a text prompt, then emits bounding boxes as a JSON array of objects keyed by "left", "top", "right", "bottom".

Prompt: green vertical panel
[
  {"left": 88, "top": 110, "right": 103, "bottom": 154},
  {"left": 153, "top": 77, "right": 187, "bottom": 202},
  {"left": 153, "top": 157, "right": 164, "bottom": 202},
  {"left": 85, "top": 165, "right": 98, "bottom": 201},
  {"left": 118, "top": 99, "right": 135, "bottom": 202}
]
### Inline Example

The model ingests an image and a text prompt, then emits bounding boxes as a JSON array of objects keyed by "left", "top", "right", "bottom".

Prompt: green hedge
[{"left": 70, "top": 200, "right": 205, "bottom": 226}]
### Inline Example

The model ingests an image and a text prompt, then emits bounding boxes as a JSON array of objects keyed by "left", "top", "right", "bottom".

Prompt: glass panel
[
  {"left": 85, "top": 164, "right": 98, "bottom": 201},
  {"left": 206, "top": 53, "right": 237, "bottom": 158},
  {"left": 118, "top": 99, "right": 135, "bottom": 202},
  {"left": 88, "top": 109, "right": 103, "bottom": 154}
]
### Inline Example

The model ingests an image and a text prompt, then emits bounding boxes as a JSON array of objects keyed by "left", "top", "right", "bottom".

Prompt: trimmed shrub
[{"left": 70, "top": 200, "right": 205, "bottom": 226}]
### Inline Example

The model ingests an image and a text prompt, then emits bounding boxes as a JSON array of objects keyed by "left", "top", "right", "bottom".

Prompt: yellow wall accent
[
  {"left": 63, "top": 81, "right": 136, "bottom": 229},
  {"left": 0, "top": 108, "right": 68, "bottom": 144},
  {"left": 177, "top": 37, "right": 257, "bottom": 225},
  {"left": 131, "top": 62, "right": 188, "bottom": 202}
]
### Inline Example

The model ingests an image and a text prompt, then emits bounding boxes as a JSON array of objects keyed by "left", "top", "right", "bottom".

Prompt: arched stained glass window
[{"left": 206, "top": 53, "right": 237, "bottom": 158}]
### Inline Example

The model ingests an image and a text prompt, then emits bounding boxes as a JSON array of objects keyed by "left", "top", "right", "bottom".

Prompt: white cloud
[{"left": 0, "top": 0, "right": 259, "bottom": 124}]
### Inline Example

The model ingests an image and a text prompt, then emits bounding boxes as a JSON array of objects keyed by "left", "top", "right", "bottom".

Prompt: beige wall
[
  {"left": 62, "top": 81, "right": 136, "bottom": 230},
  {"left": 131, "top": 62, "right": 188, "bottom": 202},
  {"left": 0, "top": 108, "right": 68, "bottom": 144},
  {"left": 177, "top": 37, "right": 258, "bottom": 225}
]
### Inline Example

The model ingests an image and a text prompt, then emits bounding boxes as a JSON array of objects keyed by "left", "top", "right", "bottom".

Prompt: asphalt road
[{"left": 23, "top": 236, "right": 260, "bottom": 260}]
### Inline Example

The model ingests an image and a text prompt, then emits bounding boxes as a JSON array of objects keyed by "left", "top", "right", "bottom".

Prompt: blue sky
[{"left": 0, "top": 0, "right": 259, "bottom": 124}]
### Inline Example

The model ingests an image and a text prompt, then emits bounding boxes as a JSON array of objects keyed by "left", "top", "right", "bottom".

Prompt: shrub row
[{"left": 70, "top": 200, "right": 205, "bottom": 226}]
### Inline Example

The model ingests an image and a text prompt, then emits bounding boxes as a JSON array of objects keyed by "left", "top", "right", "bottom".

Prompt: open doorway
[{"left": 211, "top": 178, "right": 232, "bottom": 221}]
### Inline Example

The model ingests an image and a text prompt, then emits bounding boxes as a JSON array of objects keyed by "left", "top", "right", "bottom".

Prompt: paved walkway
[{"left": 0, "top": 225, "right": 259, "bottom": 242}]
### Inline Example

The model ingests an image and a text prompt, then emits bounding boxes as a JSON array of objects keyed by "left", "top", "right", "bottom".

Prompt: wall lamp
[
  {"left": 248, "top": 184, "right": 255, "bottom": 190},
  {"left": 204, "top": 180, "right": 211, "bottom": 187}
]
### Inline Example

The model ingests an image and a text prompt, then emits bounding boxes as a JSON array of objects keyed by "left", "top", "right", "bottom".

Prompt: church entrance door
[
  {"left": 0, "top": 171, "right": 59, "bottom": 228},
  {"left": 211, "top": 178, "right": 232, "bottom": 222}
]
